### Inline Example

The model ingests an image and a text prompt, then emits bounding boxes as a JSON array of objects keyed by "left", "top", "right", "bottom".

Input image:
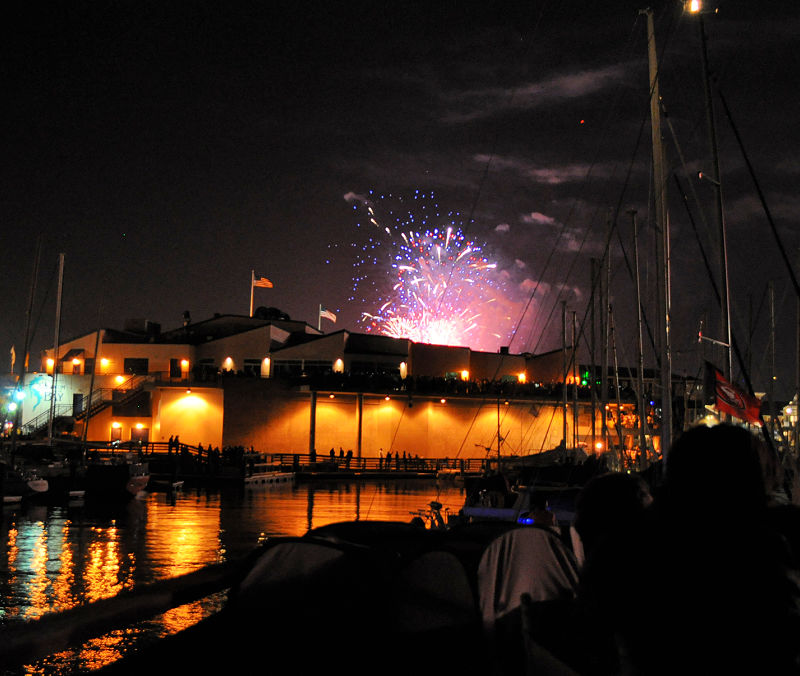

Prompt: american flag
[
  {"left": 253, "top": 276, "right": 273, "bottom": 288},
  {"left": 319, "top": 306, "right": 337, "bottom": 323}
]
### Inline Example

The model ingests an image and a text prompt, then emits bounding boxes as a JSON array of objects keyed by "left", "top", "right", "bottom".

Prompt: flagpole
[
  {"left": 249, "top": 270, "right": 254, "bottom": 317},
  {"left": 318, "top": 304, "right": 322, "bottom": 331}
]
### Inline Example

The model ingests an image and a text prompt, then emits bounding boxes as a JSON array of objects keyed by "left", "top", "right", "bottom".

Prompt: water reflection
[
  {"left": 2, "top": 480, "right": 466, "bottom": 675},
  {"left": 144, "top": 491, "right": 224, "bottom": 581}
]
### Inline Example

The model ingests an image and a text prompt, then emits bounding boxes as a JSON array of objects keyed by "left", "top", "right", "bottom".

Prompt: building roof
[{"left": 344, "top": 333, "right": 410, "bottom": 357}]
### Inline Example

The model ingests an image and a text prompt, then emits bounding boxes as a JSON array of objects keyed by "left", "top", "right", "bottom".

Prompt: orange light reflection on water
[
  {"left": 4, "top": 482, "right": 470, "bottom": 675},
  {"left": 145, "top": 494, "right": 224, "bottom": 579},
  {"left": 84, "top": 525, "right": 134, "bottom": 603},
  {"left": 25, "top": 521, "right": 48, "bottom": 620},
  {"left": 4, "top": 514, "right": 136, "bottom": 623},
  {"left": 51, "top": 521, "right": 75, "bottom": 614}
]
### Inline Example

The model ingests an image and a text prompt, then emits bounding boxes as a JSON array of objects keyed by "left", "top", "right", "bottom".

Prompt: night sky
[{"left": 3, "top": 1, "right": 799, "bottom": 398}]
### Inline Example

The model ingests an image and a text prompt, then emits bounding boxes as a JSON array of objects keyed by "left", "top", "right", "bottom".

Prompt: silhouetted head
[
  {"left": 574, "top": 472, "right": 652, "bottom": 558},
  {"left": 664, "top": 423, "right": 767, "bottom": 518}
]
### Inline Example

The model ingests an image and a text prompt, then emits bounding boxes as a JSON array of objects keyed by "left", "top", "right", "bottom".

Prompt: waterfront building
[{"left": 9, "top": 309, "right": 693, "bottom": 460}]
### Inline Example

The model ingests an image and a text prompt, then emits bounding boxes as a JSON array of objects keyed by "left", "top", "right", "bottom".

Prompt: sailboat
[{"left": 1, "top": 462, "right": 48, "bottom": 504}]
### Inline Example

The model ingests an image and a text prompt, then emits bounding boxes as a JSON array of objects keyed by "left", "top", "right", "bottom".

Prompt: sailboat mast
[
  {"left": 47, "top": 253, "right": 65, "bottom": 445},
  {"left": 590, "top": 258, "right": 598, "bottom": 454},
  {"left": 698, "top": 14, "right": 733, "bottom": 382},
  {"left": 562, "top": 301, "right": 568, "bottom": 456},
  {"left": 497, "top": 395, "right": 501, "bottom": 461},
  {"left": 82, "top": 329, "right": 102, "bottom": 448},
  {"left": 10, "top": 236, "right": 42, "bottom": 456},
  {"left": 642, "top": 7, "right": 672, "bottom": 460},
  {"left": 609, "top": 305, "right": 625, "bottom": 468},
  {"left": 630, "top": 209, "right": 649, "bottom": 464},
  {"left": 572, "top": 310, "right": 579, "bottom": 451}
]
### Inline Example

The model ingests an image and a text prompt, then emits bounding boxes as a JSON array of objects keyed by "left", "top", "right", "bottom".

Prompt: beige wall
[
  {"left": 40, "top": 331, "right": 105, "bottom": 372},
  {"left": 267, "top": 332, "right": 348, "bottom": 362},
  {"left": 42, "top": 333, "right": 194, "bottom": 378},
  {"left": 154, "top": 387, "right": 224, "bottom": 448},
  {"left": 30, "top": 373, "right": 622, "bottom": 457},
  {"left": 195, "top": 326, "right": 286, "bottom": 371},
  {"left": 221, "top": 379, "right": 599, "bottom": 457}
]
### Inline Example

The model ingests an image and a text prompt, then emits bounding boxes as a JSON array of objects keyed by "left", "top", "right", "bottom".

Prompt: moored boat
[
  {"left": 38, "top": 460, "right": 87, "bottom": 502},
  {"left": 1, "top": 463, "right": 49, "bottom": 503},
  {"left": 84, "top": 453, "right": 150, "bottom": 501},
  {"left": 243, "top": 470, "right": 294, "bottom": 487}
]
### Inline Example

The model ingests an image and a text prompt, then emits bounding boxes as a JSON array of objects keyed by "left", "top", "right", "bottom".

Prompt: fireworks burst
[{"left": 345, "top": 190, "right": 517, "bottom": 351}]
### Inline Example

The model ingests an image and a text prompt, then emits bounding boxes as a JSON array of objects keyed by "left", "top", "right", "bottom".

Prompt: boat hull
[
  {"left": 85, "top": 460, "right": 149, "bottom": 501},
  {"left": 243, "top": 471, "right": 294, "bottom": 488}
]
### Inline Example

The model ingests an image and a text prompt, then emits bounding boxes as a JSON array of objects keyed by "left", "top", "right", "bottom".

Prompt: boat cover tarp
[
  {"left": 225, "top": 526, "right": 489, "bottom": 674},
  {"left": 391, "top": 549, "right": 478, "bottom": 632},
  {"left": 476, "top": 525, "right": 581, "bottom": 675},
  {"left": 477, "top": 524, "right": 580, "bottom": 627}
]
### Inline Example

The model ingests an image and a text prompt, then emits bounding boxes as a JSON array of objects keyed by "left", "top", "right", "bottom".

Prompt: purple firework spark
[{"left": 346, "top": 190, "right": 517, "bottom": 351}]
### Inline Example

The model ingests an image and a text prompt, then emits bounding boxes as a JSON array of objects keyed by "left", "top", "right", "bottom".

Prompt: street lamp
[{"left": 684, "top": 1, "right": 717, "bottom": 15}]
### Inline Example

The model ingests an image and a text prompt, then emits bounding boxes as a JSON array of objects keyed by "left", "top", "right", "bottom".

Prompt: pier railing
[
  {"left": 252, "top": 453, "right": 486, "bottom": 474},
  {"left": 11, "top": 437, "right": 487, "bottom": 478}
]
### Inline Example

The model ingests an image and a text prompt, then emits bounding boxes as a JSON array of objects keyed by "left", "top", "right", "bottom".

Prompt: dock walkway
[{"left": 124, "top": 442, "right": 487, "bottom": 486}]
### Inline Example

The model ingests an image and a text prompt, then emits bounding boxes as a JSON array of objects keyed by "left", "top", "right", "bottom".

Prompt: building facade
[{"left": 13, "top": 313, "right": 662, "bottom": 458}]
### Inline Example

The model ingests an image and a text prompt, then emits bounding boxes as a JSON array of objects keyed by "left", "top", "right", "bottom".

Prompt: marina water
[{"left": 1, "top": 479, "right": 467, "bottom": 675}]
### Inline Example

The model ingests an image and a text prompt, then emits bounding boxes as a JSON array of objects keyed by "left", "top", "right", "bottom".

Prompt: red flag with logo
[{"left": 705, "top": 362, "right": 762, "bottom": 425}]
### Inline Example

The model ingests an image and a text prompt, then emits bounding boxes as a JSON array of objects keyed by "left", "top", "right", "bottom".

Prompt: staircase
[
  {"left": 21, "top": 375, "right": 150, "bottom": 437},
  {"left": 74, "top": 375, "right": 150, "bottom": 421}
]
